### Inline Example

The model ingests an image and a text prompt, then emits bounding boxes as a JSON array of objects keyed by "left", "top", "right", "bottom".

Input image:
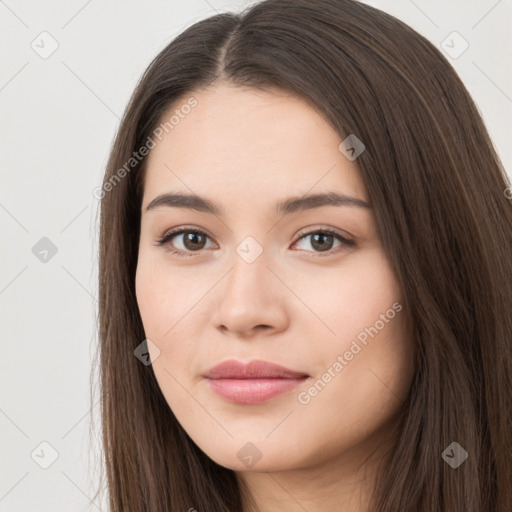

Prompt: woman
[{"left": 94, "top": 0, "right": 512, "bottom": 510}]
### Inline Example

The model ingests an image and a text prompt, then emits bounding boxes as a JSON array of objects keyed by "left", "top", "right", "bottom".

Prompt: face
[{"left": 135, "top": 83, "right": 414, "bottom": 475}]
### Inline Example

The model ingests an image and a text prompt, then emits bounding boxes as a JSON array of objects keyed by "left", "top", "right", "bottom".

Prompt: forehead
[{"left": 142, "top": 83, "right": 368, "bottom": 209}]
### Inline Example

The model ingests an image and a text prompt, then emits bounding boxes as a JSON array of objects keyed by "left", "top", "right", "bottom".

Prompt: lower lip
[{"left": 206, "top": 377, "right": 307, "bottom": 404}]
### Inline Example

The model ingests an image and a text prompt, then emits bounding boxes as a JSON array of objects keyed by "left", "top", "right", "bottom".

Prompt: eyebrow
[{"left": 144, "top": 191, "right": 372, "bottom": 216}]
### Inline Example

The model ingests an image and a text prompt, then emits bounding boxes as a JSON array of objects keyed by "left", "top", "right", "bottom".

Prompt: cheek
[
  {"left": 294, "top": 247, "right": 403, "bottom": 345},
  {"left": 297, "top": 247, "right": 413, "bottom": 402},
  {"left": 135, "top": 255, "right": 199, "bottom": 340},
  {"left": 297, "top": 282, "right": 412, "bottom": 450},
  {"left": 135, "top": 259, "right": 166, "bottom": 337},
  {"left": 135, "top": 258, "right": 199, "bottom": 406},
  {"left": 135, "top": 255, "right": 211, "bottom": 390}
]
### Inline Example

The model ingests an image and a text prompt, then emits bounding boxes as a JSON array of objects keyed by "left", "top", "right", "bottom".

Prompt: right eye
[{"left": 154, "top": 228, "right": 216, "bottom": 257}]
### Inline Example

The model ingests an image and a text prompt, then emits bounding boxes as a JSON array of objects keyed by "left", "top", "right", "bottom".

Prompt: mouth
[{"left": 203, "top": 359, "right": 310, "bottom": 405}]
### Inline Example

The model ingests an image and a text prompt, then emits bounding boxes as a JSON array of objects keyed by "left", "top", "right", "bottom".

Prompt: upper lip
[{"left": 203, "top": 359, "right": 309, "bottom": 379}]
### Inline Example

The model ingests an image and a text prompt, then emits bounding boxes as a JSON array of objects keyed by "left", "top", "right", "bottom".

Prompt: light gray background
[{"left": 1, "top": 0, "right": 510, "bottom": 510}]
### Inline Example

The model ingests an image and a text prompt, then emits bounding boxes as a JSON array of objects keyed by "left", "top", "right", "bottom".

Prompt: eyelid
[{"left": 293, "top": 224, "right": 354, "bottom": 241}]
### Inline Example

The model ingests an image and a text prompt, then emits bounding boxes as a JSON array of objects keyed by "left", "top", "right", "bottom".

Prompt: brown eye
[
  {"left": 181, "top": 231, "right": 207, "bottom": 251},
  {"left": 156, "top": 228, "right": 214, "bottom": 256},
  {"left": 293, "top": 229, "right": 355, "bottom": 255},
  {"left": 309, "top": 232, "right": 335, "bottom": 252}
]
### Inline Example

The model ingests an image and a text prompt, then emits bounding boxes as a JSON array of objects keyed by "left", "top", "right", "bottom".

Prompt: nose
[{"left": 211, "top": 246, "right": 290, "bottom": 338}]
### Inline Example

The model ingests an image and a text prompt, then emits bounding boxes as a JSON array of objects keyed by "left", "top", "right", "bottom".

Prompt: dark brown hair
[{"left": 93, "top": 0, "right": 512, "bottom": 510}]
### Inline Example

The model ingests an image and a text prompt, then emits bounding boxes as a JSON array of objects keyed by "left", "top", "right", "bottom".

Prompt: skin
[{"left": 135, "top": 82, "right": 415, "bottom": 512}]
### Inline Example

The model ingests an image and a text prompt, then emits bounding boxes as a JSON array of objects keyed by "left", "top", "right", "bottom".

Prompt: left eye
[
  {"left": 292, "top": 230, "right": 352, "bottom": 253},
  {"left": 155, "top": 228, "right": 354, "bottom": 257}
]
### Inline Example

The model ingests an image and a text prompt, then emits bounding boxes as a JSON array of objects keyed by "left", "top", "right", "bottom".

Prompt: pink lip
[{"left": 203, "top": 359, "right": 309, "bottom": 405}]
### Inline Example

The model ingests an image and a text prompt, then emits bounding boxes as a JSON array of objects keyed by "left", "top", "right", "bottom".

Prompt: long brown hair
[{"left": 92, "top": 0, "right": 512, "bottom": 510}]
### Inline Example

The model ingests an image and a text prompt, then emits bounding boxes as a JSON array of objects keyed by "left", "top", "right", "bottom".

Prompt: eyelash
[{"left": 154, "top": 226, "right": 355, "bottom": 258}]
